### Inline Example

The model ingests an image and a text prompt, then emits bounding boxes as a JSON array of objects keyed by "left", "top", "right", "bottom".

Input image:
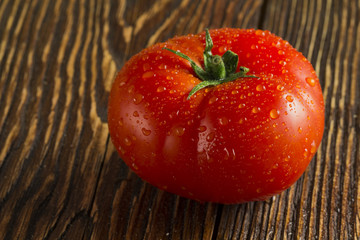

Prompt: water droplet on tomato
[
  {"left": 143, "top": 63, "right": 151, "bottom": 71},
  {"left": 298, "top": 127, "right": 303, "bottom": 133},
  {"left": 219, "top": 117, "right": 229, "bottom": 126},
  {"left": 206, "top": 132, "right": 215, "bottom": 142},
  {"left": 219, "top": 45, "right": 227, "bottom": 53},
  {"left": 238, "top": 103, "right": 245, "bottom": 109},
  {"left": 156, "top": 86, "right": 166, "bottom": 92},
  {"left": 272, "top": 163, "right": 279, "bottom": 169},
  {"left": 158, "top": 63, "right": 167, "bottom": 69},
  {"left": 131, "top": 163, "right": 139, "bottom": 170},
  {"left": 133, "top": 111, "right": 139, "bottom": 117},
  {"left": 198, "top": 125, "right": 207, "bottom": 132},
  {"left": 304, "top": 149, "right": 308, "bottom": 158},
  {"left": 173, "top": 126, "right": 185, "bottom": 136},
  {"left": 223, "top": 147, "right": 230, "bottom": 160},
  {"left": 277, "top": 85, "right": 284, "bottom": 91},
  {"left": 133, "top": 93, "right": 144, "bottom": 104},
  {"left": 124, "top": 137, "right": 132, "bottom": 146},
  {"left": 256, "top": 84, "right": 265, "bottom": 91},
  {"left": 238, "top": 132, "right": 245, "bottom": 138},
  {"left": 306, "top": 77, "right": 316, "bottom": 87},
  {"left": 142, "top": 71, "right": 155, "bottom": 79},
  {"left": 272, "top": 41, "right": 279, "bottom": 47},
  {"left": 252, "top": 107, "right": 260, "bottom": 113},
  {"left": 208, "top": 96, "right": 218, "bottom": 104},
  {"left": 142, "top": 128, "right": 151, "bottom": 136},
  {"left": 221, "top": 95, "right": 228, "bottom": 101},
  {"left": 310, "top": 140, "right": 317, "bottom": 153},
  {"left": 118, "top": 118, "right": 123, "bottom": 127},
  {"left": 255, "top": 29, "right": 265, "bottom": 36},
  {"left": 128, "top": 85, "right": 135, "bottom": 94},
  {"left": 186, "top": 119, "right": 193, "bottom": 125},
  {"left": 269, "top": 109, "right": 280, "bottom": 119},
  {"left": 118, "top": 146, "right": 125, "bottom": 155},
  {"left": 279, "top": 60, "right": 286, "bottom": 66},
  {"left": 142, "top": 54, "right": 149, "bottom": 61},
  {"left": 286, "top": 95, "right": 294, "bottom": 102}
]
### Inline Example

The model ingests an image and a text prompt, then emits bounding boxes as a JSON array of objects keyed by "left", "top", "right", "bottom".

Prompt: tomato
[{"left": 108, "top": 28, "right": 324, "bottom": 204}]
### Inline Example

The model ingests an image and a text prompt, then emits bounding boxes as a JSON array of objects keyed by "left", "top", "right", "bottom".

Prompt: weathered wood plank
[{"left": 0, "top": 0, "right": 358, "bottom": 239}]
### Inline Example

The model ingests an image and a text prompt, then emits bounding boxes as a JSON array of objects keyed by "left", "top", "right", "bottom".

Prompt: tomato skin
[{"left": 108, "top": 28, "right": 324, "bottom": 204}]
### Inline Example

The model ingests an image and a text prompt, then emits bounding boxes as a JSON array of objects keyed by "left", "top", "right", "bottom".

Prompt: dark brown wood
[{"left": 0, "top": 0, "right": 359, "bottom": 239}]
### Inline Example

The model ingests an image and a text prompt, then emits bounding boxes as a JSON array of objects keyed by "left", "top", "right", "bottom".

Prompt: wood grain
[{"left": 0, "top": 0, "right": 359, "bottom": 239}]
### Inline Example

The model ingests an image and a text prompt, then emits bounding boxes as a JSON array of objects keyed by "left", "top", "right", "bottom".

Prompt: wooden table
[{"left": 0, "top": 0, "right": 359, "bottom": 239}]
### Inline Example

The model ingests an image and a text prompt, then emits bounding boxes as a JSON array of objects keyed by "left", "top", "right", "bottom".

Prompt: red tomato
[{"left": 108, "top": 28, "right": 324, "bottom": 204}]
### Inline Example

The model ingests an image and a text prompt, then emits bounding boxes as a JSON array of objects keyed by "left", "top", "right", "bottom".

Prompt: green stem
[
  {"left": 208, "top": 55, "right": 226, "bottom": 79},
  {"left": 163, "top": 29, "right": 258, "bottom": 99}
]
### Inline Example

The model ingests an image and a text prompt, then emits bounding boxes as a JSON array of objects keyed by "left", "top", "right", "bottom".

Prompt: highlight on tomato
[{"left": 108, "top": 28, "right": 324, "bottom": 204}]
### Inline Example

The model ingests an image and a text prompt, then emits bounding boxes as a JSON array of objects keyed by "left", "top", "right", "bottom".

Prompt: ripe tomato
[{"left": 108, "top": 28, "right": 324, "bottom": 204}]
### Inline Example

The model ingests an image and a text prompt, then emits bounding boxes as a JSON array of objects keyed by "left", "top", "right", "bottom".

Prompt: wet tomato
[{"left": 108, "top": 28, "right": 324, "bottom": 204}]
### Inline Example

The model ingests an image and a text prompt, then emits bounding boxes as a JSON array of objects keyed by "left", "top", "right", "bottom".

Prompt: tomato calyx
[{"left": 164, "top": 29, "right": 258, "bottom": 99}]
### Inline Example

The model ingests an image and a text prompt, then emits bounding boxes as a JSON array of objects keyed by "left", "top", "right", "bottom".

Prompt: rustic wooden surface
[{"left": 0, "top": 0, "right": 359, "bottom": 239}]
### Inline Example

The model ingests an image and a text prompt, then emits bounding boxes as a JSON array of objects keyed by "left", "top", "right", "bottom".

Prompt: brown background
[{"left": 0, "top": 0, "right": 359, "bottom": 239}]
